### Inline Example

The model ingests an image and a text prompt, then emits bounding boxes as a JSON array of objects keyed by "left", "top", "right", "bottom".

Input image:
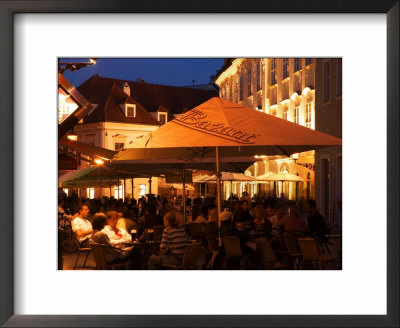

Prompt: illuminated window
[
  {"left": 336, "top": 58, "right": 342, "bottom": 96},
  {"left": 87, "top": 188, "right": 94, "bottom": 199},
  {"left": 294, "top": 58, "right": 301, "bottom": 72},
  {"left": 114, "top": 185, "right": 123, "bottom": 199},
  {"left": 323, "top": 61, "right": 330, "bottom": 102},
  {"left": 283, "top": 107, "right": 288, "bottom": 120},
  {"left": 305, "top": 103, "right": 312, "bottom": 128},
  {"left": 305, "top": 58, "right": 312, "bottom": 66},
  {"left": 294, "top": 106, "right": 300, "bottom": 124},
  {"left": 158, "top": 112, "right": 167, "bottom": 125},
  {"left": 239, "top": 74, "right": 244, "bottom": 101},
  {"left": 115, "top": 143, "right": 124, "bottom": 151},
  {"left": 126, "top": 104, "right": 136, "bottom": 117},
  {"left": 283, "top": 58, "right": 289, "bottom": 79},
  {"left": 139, "top": 184, "right": 147, "bottom": 196},
  {"left": 270, "top": 59, "right": 277, "bottom": 85},
  {"left": 257, "top": 61, "right": 262, "bottom": 91},
  {"left": 247, "top": 69, "right": 252, "bottom": 96}
]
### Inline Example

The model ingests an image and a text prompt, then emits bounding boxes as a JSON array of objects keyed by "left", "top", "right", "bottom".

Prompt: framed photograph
[{"left": 0, "top": 1, "right": 398, "bottom": 327}]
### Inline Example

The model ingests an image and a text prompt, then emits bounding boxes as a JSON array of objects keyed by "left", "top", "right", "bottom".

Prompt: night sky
[{"left": 60, "top": 58, "right": 224, "bottom": 88}]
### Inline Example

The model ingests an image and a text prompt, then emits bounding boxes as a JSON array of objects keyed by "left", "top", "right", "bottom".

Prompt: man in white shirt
[
  {"left": 102, "top": 210, "right": 132, "bottom": 245},
  {"left": 71, "top": 204, "right": 93, "bottom": 248}
]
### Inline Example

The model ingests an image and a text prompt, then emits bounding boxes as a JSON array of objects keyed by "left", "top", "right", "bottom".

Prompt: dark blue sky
[{"left": 60, "top": 58, "right": 224, "bottom": 88}]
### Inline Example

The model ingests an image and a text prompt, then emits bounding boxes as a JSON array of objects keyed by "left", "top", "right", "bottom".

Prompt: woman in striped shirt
[{"left": 147, "top": 210, "right": 191, "bottom": 269}]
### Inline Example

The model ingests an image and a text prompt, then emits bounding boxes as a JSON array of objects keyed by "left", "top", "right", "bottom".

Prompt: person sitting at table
[
  {"left": 143, "top": 204, "right": 164, "bottom": 228},
  {"left": 147, "top": 210, "right": 191, "bottom": 269},
  {"left": 90, "top": 213, "right": 132, "bottom": 265},
  {"left": 252, "top": 205, "right": 272, "bottom": 240},
  {"left": 276, "top": 205, "right": 309, "bottom": 233},
  {"left": 116, "top": 208, "right": 137, "bottom": 234},
  {"left": 71, "top": 204, "right": 93, "bottom": 248},
  {"left": 305, "top": 199, "right": 328, "bottom": 238},
  {"left": 233, "top": 200, "right": 253, "bottom": 224},
  {"left": 102, "top": 210, "right": 132, "bottom": 245}
]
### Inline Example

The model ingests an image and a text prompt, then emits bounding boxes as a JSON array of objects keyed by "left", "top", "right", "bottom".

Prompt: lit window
[
  {"left": 270, "top": 59, "right": 277, "bottom": 85},
  {"left": 239, "top": 74, "right": 244, "bottom": 101},
  {"left": 139, "top": 184, "right": 147, "bottom": 196},
  {"left": 87, "top": 188, "right": 95, "bottom": 199},
  {"left": 305, "top": 103, "right": 312, "bottom": 128},
  {"left": 323, "top": 61, "right": 330, "bottom": 102},
  {"left": 126, "top": 104, "right": 136, "bottom": 117},
  {"left": 294, "top": 106, "right": 300, "bottom": 124},
  {"left": 294, "top": 58, "right": 300, "bottom": 72},
  {"left": 115, "top": 143, "right": 124, "bottom": 151},
  {"left": 248, "top": 69, "right": 252, "bottom": 96},
  {"left": 114, "top": 185, "right": 123, "bottom": 199},
  {"left": 283, "top": 107, "right": 288, "bottom": 120},
  {"left": 158, "top": 112, "right": 167, "bottom": 125},
  {"left": 283, "top": 58, "right": 289, "bottom": 79}
]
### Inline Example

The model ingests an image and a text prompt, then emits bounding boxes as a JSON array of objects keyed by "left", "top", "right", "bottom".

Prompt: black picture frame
[{"left": 0, "top": 1, "right": 398, "bottom": 327}]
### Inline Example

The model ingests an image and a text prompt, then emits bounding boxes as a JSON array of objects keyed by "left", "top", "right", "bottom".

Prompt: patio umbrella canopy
[
  {"left": 113, "top": 97, "right": 342, "bottom": 163},
  {"left": 257, "top": 173, "right": 305, "bottom": 182},
  {"left": 202, "top": 172, "right": 257, "bottom": 182}
]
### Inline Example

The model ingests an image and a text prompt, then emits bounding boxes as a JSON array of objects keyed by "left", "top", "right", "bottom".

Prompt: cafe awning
[{"left": 59, "top": 138, "right": 117, "bottom": 161}]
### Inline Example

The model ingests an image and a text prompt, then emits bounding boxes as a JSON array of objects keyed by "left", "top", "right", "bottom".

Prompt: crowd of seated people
[{"left": 59, "top": 190, "right": 333, "bottom": 269}]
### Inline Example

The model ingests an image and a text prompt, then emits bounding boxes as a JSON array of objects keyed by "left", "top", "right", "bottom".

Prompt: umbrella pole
[
  {"left": 216, "top": 146, "right": 222, "bottom": 246},
  {"left": 182, "top": 166, "right": 186, "bottom": 223},
  {"left": 123, "top": 176, "right": 126, "bottom": 201}
]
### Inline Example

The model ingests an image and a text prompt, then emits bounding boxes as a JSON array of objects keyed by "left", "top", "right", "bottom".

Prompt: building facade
[{"left": 215, "top": 58, "right": 342, "bottom": 224}]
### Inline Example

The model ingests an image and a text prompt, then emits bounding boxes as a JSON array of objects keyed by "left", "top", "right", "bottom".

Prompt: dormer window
[
  {"left": 126, "top": 104, "right": 136, "bottom": 117},
  {"left": 158, "top": 112, "right": 167, "bottom": 125},
  {"left": 122, "top": 82, "right": 131, "bottom": 96}
]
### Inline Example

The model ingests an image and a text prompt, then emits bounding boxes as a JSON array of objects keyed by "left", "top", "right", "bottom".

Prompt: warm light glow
[
  {"left": 89, "top": 58, "right": 96, "bottom": 64},
  {"left": 292, "top": 153, "right": 299, "bottom": 160},
  {"left": 58, "top": 88, "right": 79, "bottom": 124},
  {"left": 94, "top": 159, "right": 104, "bottom": 165},
  {"left": 67, "top": 134, "right": 78, "bottom": 141},
  {"left": 291, "top": 92, "right": 299, "bottom": 100}
]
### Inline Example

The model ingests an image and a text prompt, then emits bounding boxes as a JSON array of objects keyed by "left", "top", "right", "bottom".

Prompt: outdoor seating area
[{"left": 59, "top": 194, "right": 342, "bottom": 271}]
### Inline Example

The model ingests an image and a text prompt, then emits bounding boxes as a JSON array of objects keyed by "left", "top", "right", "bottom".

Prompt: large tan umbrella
[{"left": 111, "top": 97, "right": 341, "bottom": 224}]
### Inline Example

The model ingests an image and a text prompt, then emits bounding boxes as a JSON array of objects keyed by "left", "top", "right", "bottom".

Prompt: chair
[
  {"left": 254, "top": 237, "right": 277, "bottom": 269},
  {"left": 283, "top": 233, "right": 303, "bottom": 269},
  {"left": 161, "top": 243, "right": 202, "bottom": 270},
  {"left": 73, "top": 234, "right": 91, "bottom": 270},
  {"left": 297, "top": 238, "right": 339, "bottom": 269},
  {"left": 90, "top": 243, "right": 129, "bottom": 270},
  {"left": 204, "top": 222, "right": 219, "bottom": 252},
  {"left": 222, "top": 236, "right": 247, "bottom": 269}
]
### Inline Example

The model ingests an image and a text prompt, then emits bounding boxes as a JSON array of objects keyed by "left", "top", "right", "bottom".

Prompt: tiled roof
[
  {"left": 77, "top": 78, "right": 160, "bottom": 125},
  {"left": 78, "top": 74, "right": 219, "bottom": 116}
]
